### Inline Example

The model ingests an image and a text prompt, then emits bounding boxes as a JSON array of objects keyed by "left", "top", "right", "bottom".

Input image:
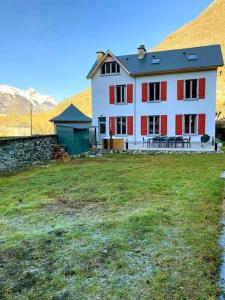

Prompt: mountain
[
  {"left": 0, "top": 87, "right": 91, "bottom": 136},
  {"left": 0, "top": 85, "right": 56, "bottom": 116},
  {"left": 153, "top": 0, "right": 225, "bottom": 117}
]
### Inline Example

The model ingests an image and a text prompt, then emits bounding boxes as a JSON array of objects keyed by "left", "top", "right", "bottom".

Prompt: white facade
[{"left": 91, "top": 56, "right": 217, "bottom": 143}]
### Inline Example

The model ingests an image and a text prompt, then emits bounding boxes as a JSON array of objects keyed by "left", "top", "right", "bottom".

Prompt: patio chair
[
  {"left": 159, "top": 136, "right": 168, "bottom": 148},
  {"left": 142, "top": 137, "right": 149, "bottom": 148},
  {"left": 175, "top": 136, "right": 184, "bottom": 148},
  {"left": 183, "top": 136, "right": 191, "bottom": 148},
  {"left": 152, "top": 136, "right": 160, "bottom": 147},
  {"left": 168, "top": 137, "right": 176, "bottom": 148}
]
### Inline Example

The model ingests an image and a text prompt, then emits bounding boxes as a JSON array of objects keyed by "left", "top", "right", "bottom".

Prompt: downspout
[{"left": 134, "top": 76, "right": 137, "bottom": 144}]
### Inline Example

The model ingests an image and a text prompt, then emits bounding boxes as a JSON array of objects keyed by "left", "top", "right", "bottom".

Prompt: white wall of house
[
  {"left": 92, "top": 56, "right": 135, "bottom": 140},
  {"left": 135, "top": 70, "right": 217, "bottom": 142},
  {"left": 91, "top": 56, "right": 217, "bottom": 143}
]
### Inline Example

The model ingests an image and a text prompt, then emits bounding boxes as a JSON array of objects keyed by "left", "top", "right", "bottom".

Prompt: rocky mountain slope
[
  {"left": 0, "top": 85, "right": 56, "bottom": 116},
  {"left": 153, "top": 0, "right": 225, "bottom": 116}
]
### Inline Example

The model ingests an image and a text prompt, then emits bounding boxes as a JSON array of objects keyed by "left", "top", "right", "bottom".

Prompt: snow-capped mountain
[{"left": 0, "top": 85, "right": 56, "bottom": 115}]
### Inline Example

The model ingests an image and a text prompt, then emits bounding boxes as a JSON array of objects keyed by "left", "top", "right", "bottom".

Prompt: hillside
[
  {"left": 35, "top": 87, "right": 92, "bottom": 134},
  {"left": 154, "top": 0, "right": 225, "bottom": 117}
]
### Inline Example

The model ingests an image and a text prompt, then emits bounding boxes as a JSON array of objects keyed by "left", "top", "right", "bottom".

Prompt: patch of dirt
[{"left": 42, "top": 198, "right": 108, "bottom": 215}]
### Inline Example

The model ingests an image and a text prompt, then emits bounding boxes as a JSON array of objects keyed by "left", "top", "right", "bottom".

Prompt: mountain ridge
[{"left": 0, "top": 85, "right": 56, "bottom": 116}]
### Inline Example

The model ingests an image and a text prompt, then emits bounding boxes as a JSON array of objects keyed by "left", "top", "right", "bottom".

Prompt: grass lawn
[{"left": 0, "top": 153, "right": 225, "bottom": 299}]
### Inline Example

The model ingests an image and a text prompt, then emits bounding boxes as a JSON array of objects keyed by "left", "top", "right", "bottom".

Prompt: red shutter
[
  {"left": 198, "top": 114, "right": 206, "bottom": 135},
  {"left": 175, "top": 115, "right": 183, "bottom": 135},
  {"left": 109, "top": 117, "right": 115, "bottom": 135},
  {"left": 177, "top": 80, "right": 184, "bottom": 100},
  {"left": 127, "top": 116, "right": 133, "bottom": 135},
  {"left": 141, "top": 116, "right": 147, "bottom": 135},
  {"left": 161, "top": 81, "right": 167, "bottom": 101},
  {"left": 199, "top": 78, "right": 206, "bottom": 99},
  {"left": 161, "top": 115, "right": 167, "bottom": 136},
  {"left": 142, "top": 83, "right": 148, "bottom": 102},
  {"left": 109, "top": 85, "right": 115, "bottom": 104},
  {"left": 127, "top": 84, "right": 133, "bottom": 103}
]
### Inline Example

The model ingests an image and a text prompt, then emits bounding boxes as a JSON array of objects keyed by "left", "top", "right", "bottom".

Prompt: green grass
[{"left": 0, "top": 153, "right": 225, "bottom": 299}]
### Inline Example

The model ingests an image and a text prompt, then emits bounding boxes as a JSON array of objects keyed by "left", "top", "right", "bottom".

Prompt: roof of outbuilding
[
  {"left": 50, "top": 104, "right": 92, "bottom": 122},
  {"left": 87, "top": 45, "right": 224, "bottom": 78}
]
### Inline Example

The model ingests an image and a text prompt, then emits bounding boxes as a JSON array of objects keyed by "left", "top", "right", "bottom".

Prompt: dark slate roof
[
  {"left": 56, "top": 124, "right": 96, "bottom": 129},
  {"left": 87, "top": 45, "right": 223, "bottom": 78},
  {"left": 50, "top": 104, "right": 92, "bottom": 122}
]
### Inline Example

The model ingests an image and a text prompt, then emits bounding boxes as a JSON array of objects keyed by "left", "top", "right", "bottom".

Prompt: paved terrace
[
  {"left": 97, "top": 141, "right": 217, "bottom": 152},
  {"left": 127, "top": 141, "right": 215, "bottom": 152}
]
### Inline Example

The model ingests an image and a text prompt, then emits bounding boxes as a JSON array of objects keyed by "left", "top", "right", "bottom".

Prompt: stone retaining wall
[{"left": 0, "top": 135, "right": 57, "bottom": 172}]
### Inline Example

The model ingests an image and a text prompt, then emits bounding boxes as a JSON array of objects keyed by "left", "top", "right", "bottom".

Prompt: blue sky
[{"left": 0, "top": 0, "right": 213, "bottom": 101}]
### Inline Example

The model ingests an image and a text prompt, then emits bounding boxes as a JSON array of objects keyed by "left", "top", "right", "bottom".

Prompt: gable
[{"left": 87, "top": 51, "right": 130, "bottom": 79}]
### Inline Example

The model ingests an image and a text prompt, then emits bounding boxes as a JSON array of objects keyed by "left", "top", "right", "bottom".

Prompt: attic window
[
  {"left": 188, "top": 54, "right": 197, "bottom": 61},
  {"left": 101, "top": 61, "right": 120, "bottom": 75},
  {"left": 151, "top": 58, "right": 161, "bottom": 64}
]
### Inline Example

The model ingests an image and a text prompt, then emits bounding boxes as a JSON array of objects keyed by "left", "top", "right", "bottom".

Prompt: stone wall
[{"left": 0, "top": 135, "right": 57, "bottom": 172}]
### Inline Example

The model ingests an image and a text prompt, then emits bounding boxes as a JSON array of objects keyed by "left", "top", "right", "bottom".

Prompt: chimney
[
  {"left": 138, "top": 45, "right": 146, "bottom": 59},
  {"left": 96, "top": 51, "right": 105, "bottom": 61}
]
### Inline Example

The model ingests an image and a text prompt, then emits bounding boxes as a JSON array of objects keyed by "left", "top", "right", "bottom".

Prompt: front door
[{"left": 98, "top": 117, "right": 106, "bottom": 142}]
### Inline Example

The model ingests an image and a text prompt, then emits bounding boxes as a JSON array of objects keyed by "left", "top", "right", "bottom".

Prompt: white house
[{"left": 87, "top": 45, "right": 224, "bottom": 147}]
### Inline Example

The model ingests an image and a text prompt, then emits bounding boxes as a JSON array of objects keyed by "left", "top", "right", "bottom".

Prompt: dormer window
[{"left": 101, "top": 61, "right": 120, "bottom": 75}]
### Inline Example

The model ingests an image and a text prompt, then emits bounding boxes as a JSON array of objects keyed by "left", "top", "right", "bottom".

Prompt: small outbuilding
[{"left": 50, "top": 104, "right": 96, "bottom": 155}]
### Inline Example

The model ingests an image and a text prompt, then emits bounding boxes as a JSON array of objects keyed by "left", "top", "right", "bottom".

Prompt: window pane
[
  {"left": 111, "top": 62, "right": 116, "bottom": 73},
  {"left": 190, "top": 115, "right": 196, "bottom": 134},
  {"left": 99, "top": 123, "right": 106, "bottom": 134},
  {"left": 184, "top": 115, "right": 189, "bottom": 134},
  {"left": 116, "top": 63, "right": 120, "bottom": 73},
  {"left": 116, "top": 118, "right": 121, "bottom": 134},
  {"left": 101, "top": 64, "right": 105, "bottom": 74},
  {"left": 155, "top": 83, "right": 160, "bottom": 100},
  {"left": 106, "top": 63, "right": 110, "bottom": 73},
  {"left": 122, "top": 117, "right": 126, "bottom": 134},
  {"left": 149, "top": 83, "right": 154, "bottom": 101},
  {"left": 155, "top": 116, "right": 160, "bottom": 134},
  {"left": 98, "top": 117, "right": 106, "bottom": 123},
  {"left": 192, "top": 79, "right": 197, "bottom": 98},
  {"left": 185, "top": 80, "right": 191, "bottom": 99},
  {"left": 121, "top": 86, "right": 125, "bottom": 103},
  {"left": 116, "top": 86, "right": 121, "bottom": 103},
  {"left": 149, "top": 116, "right": 154, "bottom": 134}
]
